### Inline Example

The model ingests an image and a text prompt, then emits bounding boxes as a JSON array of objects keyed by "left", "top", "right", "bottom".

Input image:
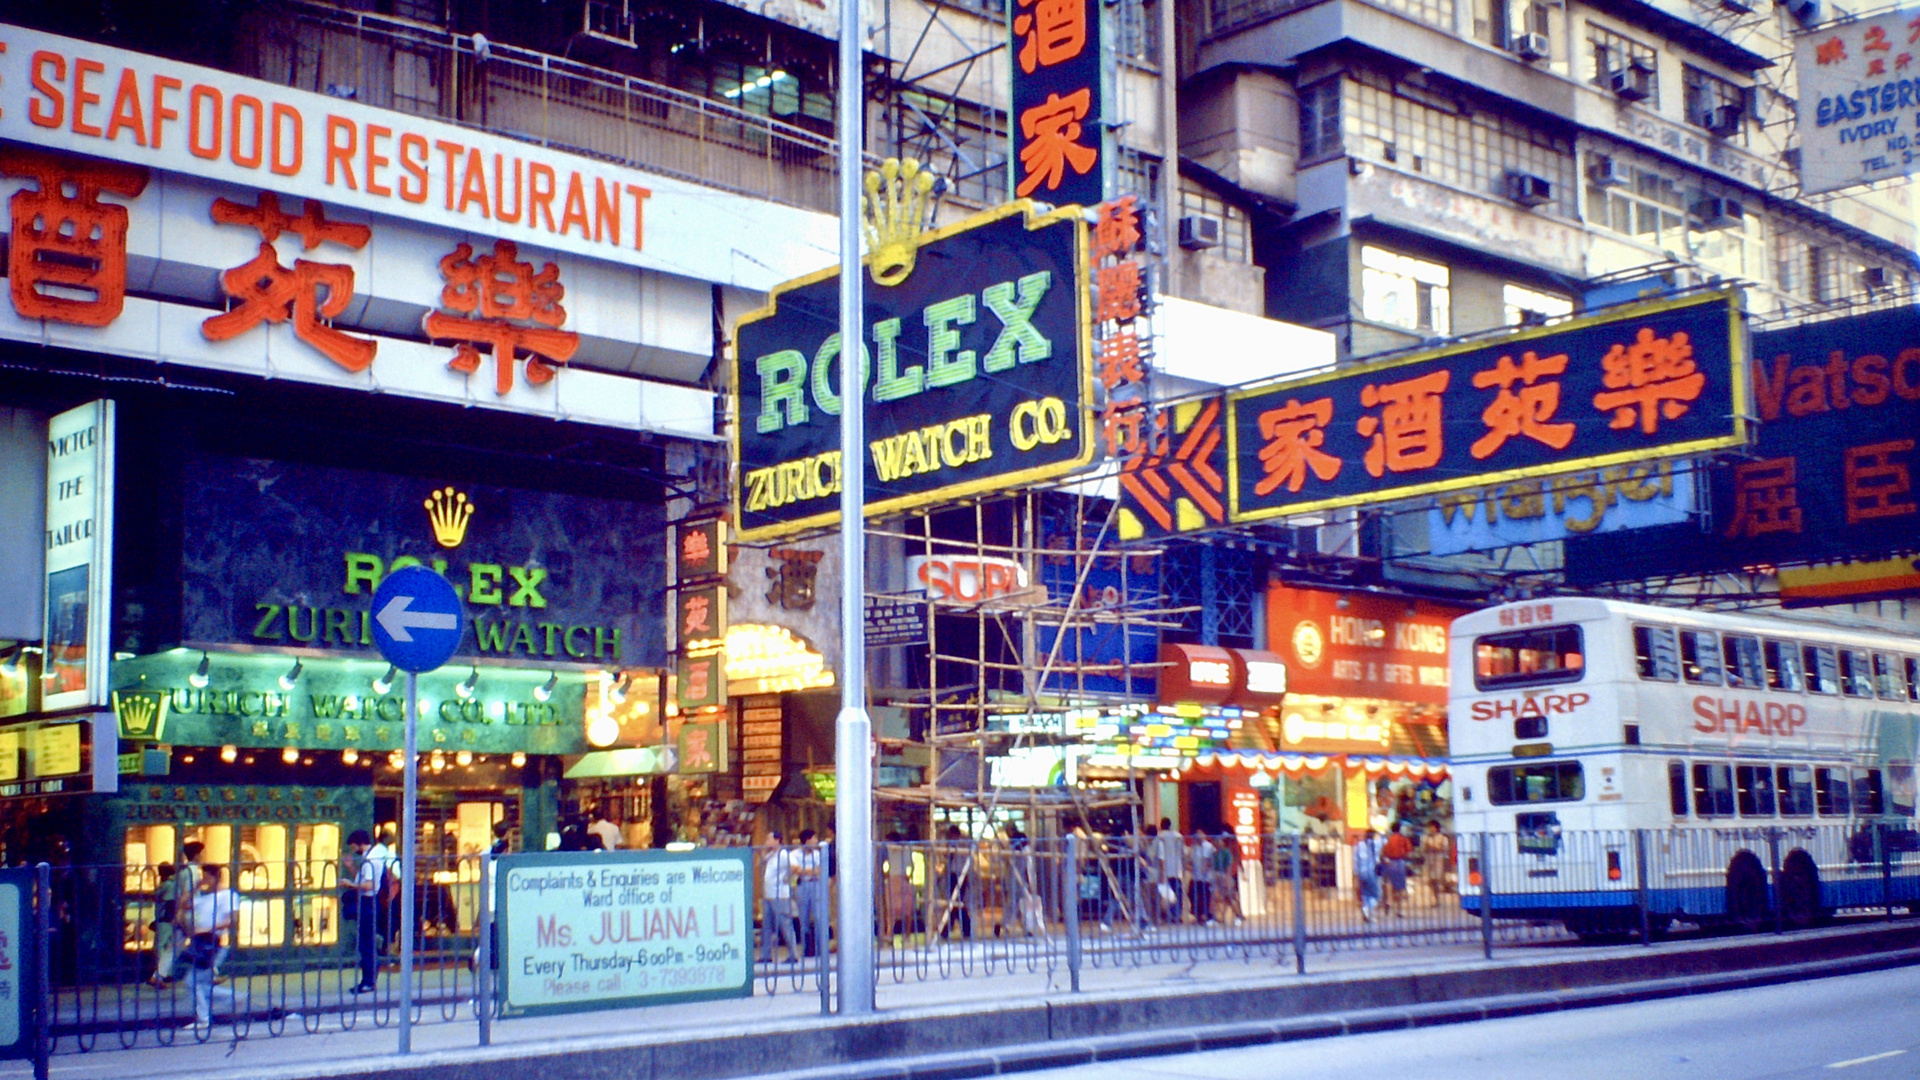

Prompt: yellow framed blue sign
[
  {"left": 1226, "top": 290, "right": 1748, "bottom": 521},
  {"left": 732, "top": 195, "right": 1095, "bottom": 541},
  {"left": 494, "top": 848, "right": 752, "bottom": 1016}
]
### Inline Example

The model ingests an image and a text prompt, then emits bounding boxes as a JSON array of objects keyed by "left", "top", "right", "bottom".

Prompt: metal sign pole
[
  {"left": 477, "top": 850, "right": 492, "bottom": 1046},
  {"left": 399, "top": 671, "right": 419, "bottom": 1053},
  {"left": 835, "top": 0, "right": 875, "bottom": 1018}
]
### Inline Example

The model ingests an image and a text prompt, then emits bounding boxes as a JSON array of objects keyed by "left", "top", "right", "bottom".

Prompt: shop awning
[
  {"left": 1186, "top": 750, "right": 1449, "bottom": 781},
  {"left": 564, "top": 747, "right": 672, "bottom": 778}
]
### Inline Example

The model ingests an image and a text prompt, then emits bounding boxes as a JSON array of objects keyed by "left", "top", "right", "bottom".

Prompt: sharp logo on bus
[
  {"left": 1470, "top": 692, "right": 1590, "bottom": 721},
  {"left": 1691, "top": 695, "right": 1807, "bottom": 735}
]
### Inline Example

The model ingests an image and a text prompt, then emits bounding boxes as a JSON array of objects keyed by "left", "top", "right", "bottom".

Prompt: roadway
[{"left": 1017, "top": 963, "right": 1920, "bottom": 1080}]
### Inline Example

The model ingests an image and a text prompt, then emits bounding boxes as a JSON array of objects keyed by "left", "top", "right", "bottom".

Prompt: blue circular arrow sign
[{"left": 370, "top": 565, "right": 465, "bottom": 674}]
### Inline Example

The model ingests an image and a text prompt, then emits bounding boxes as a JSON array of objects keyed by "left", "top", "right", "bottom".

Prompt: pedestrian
[
  {"left": 347, "top": 830, "right": 382, "bottom": 993},
  {"left": 794, "top": 829, "right": 828, "bottom": 957},
  {"left": 881, "top": 830, "right": 916, "bottom": 938},
  {"left": 1212, "top": 830, "right": 1239, "bottom": 922},
  {"left": 1189, "top": 830, "right": 1216, "bottom": 924},
  {"left": 1001, "top": 824, "right": 1042, "bottom": 936},
  {"left": 1154, "top": 819, "right": 1185, "bottom": 924},
  {"left": 182, "top": 864, "right": 239, "bottom": 1029},
  {"left": 1420, "top": 820, "right": 1452, "bottom": 904},
  {"left": 1354, "top": 829, "right": 1383, "bottom": 924},
  {"left": 367, "top": 828, "right": 399, "bottom": 954},
  {"left": 759, "top": 831, "right": 799, "bottom": 964},
  {"left": 588, "top": 804, "right": 623, "bottom": 851},
  {"left": 148, "top": 862, "right": 182, "bottom": 988},
  {"left": 1381, "top": 823, "right": 1413, "bottom": 917}
]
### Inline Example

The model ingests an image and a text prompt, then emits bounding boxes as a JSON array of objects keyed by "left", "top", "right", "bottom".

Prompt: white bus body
[{"left": 1449, "top": 597, "right": 1920, "bottom": 933}]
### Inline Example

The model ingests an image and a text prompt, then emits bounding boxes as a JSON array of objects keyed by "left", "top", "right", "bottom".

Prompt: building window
[
  {"left": 1361, "top": 246, "right": 1451, "bottom": 335},
  {"left": 1587, "top": 24, "right": 1659, "bottom": 107},
  {"left": 1299, "top": 79, "right": 1343, "bottom": 163},
  {"left": 1587, "top": 160, "right": 1687, "bottom": 252},
  {"left": 1179, "top": 183, "right": 1254, "bottom": 264},
  {"left": 1502, "top": 284, "right": 1573, "bottom": 325},
  {"left": 1683, "top": 65, "right": 1748, "bottom": 138},
  {"left": 1345, "top": 75, "right": 1574, "bottom": 216}
]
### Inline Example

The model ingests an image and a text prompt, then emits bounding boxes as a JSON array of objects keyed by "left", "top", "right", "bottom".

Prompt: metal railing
[{"left": 35, "top": 821, "right": 1920, "bottom": 1055}]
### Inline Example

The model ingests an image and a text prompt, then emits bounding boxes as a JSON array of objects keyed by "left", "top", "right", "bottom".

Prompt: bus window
[
  {"left": 1633, "top": 626, "right": 1680, "bottom": 681},
  {"left": 1873, "top": 654, "right": 1907, "bottom": 700},
  {"left": 1853, "top": 769, "right": 1885, "bottom": 815},
  {"left": 1776, "top": 766, "right": 1814, "bottom": 816},
  {"left": 1667, "top": 761, "right": 1689, "bottom": 817},
  {"left": 1680, "top": 631, "right": 1723, "bottom": 685},
  {"left": 1692, "top": 763, "right": 1734, "bottom": 817},
  {"left": 1763, "top": 640, "right": 1803, "bottom": 692},
  {"left": 1735, "top": 764, "right": 1776, "bottom": 816},
  {"left": 1840, "top": 650, "right": 1875, "bottom": 697},
  {"left": 1815, "top": 767, "right": 1852, "bottom": 816},
  {"left": 1487, "top": 761, "right": 1585, "bottom": 805},
  {"left": 1723, "top": 636, "right": 1765, "bottom": 689},
  {"left": 1803, "top": 646, "right": 1839, "bottom": 694},
  {"left": 1473, "top": 626, "right": 1585, "bottom": 691},
  {"left": 1907, "top": 658, "right": 1920, "bottom": 702}
]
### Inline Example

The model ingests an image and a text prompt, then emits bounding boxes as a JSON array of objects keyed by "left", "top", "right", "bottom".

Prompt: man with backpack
[{"left": 347, "top": 830, "right": 385, "bottom": 993}]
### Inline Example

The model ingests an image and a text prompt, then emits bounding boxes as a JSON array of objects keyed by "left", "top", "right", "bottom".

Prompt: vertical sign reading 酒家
[
  {"left": 496, "top": 849, "right": 752, "bottom": 1015},
  {"left": 1010, "top": 0, "right": 1110, "bottom": 208},
  {"left": 43, "top": 402, "right": 115, "bottom": 711}
]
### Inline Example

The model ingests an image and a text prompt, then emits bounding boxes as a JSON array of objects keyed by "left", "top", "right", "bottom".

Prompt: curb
[{"left": 202, "top": 921, "right": 1920, "bottom": 1080}]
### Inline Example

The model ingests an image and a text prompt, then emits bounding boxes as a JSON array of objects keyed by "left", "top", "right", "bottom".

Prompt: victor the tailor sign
[{"left": 495, "top": 849, "right": 751, "bottom": 1016}]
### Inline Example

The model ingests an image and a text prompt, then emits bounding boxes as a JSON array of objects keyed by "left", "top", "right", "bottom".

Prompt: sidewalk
[{"left": 7, "top": 920, "right": 1916, "bottom": 1080}]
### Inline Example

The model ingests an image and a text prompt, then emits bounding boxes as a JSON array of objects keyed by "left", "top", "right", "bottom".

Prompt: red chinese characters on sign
[
  {"left": 1357, "top": 370, "right": 1450, "bottom": 477},
  {"left": 0, "top": 147, "right": 149, "bottom": 327},
  {"left": 1015, "top": 0, "right": 1088, "bottom": 74},
  {"left": 1724, "top": 457, "right": 1803, "bottom": 538},
  {"left": 1843, "top": 439, "right": 1917, "bottom": 523},
  {"left": 1254, "top": 397, "right": 1342, "bottom": 495},
  {"left": 1816, "top": 36, "right": 1847, "bottom": 64},
  {"left": 423, "top": 240, "right": 579, "bottom": 395},
  {"left": 1593, "top": 328, "right": 1705, "bottom": 434},
  {"left": 1017, "top": 90, "right": 1099, "bottom": 199},
  {"left": 1470, "top": 350, "right": 1574, "bottom": 460},
  {"left": 202, "top": 193, "right": 378, "bottom": 372}
]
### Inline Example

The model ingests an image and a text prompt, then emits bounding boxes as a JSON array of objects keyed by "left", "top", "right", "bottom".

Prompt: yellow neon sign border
[{"left": 1223, "top": 289, "right": 1750, "bottom": 523}]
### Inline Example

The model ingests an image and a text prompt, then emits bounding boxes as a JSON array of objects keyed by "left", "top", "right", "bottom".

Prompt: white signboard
[
  {"left": 43, "top": 401, "right": 113, "bottom": 712},
  {"left": 1796, "top": 8, "right": 1920, "bottom": 194},
  {"left": 497, "top": 850, "right": 751, "bottom": 1016},
  {"left": 0, "top": 24, "right": 836, "bottom": 290}
]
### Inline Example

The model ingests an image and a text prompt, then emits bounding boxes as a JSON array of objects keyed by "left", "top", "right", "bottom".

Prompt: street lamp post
[{"left": 835, "top": 0, "right": 876, "bottom": 1017}]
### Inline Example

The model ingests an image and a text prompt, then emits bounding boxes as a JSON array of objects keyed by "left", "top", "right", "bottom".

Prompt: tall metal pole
[
  {"left": 835, "top": 0, "right": 875, "bottom": 1016},
  {"left": 399, "top": 671, "right": 420, "bottom": 1052}
]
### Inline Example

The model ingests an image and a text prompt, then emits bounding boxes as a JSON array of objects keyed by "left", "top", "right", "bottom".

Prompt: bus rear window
[
  {"left": 1475, "top": 626, "right": 1585, "bottom": 690},
  {"left": 1681, "top": 630, "right": 1723, "bottom": 685},
  {"left": 1487, "top": 761, "right": 1584, "bottom": 805}
]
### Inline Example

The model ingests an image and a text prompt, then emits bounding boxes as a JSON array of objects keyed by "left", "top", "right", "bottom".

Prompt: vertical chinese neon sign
[{"left": 1010, "top": 0, "right": 1110, "bottom": 208}]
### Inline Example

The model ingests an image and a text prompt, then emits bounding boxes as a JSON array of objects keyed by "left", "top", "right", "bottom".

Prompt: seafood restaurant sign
[{"left": 496, "top": 849, "right": 751, "bottom": 1015}]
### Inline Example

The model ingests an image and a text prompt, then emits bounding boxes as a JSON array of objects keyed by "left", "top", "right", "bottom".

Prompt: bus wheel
[
  {"left": 1780, "top": 850, "right": 1824, "bottom": 929},
  {"left": 1725, "top": 852, "right": 1769, "bottom": 932}
]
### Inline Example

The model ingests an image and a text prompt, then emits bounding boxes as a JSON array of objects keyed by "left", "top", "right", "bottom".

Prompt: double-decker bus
[{"left": 1449, "top": 597, "right": 1920, "bottom": 936}]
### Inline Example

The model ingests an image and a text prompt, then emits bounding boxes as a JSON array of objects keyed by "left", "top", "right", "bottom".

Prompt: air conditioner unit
[
  {"left": 1610, "top": 64, "right": 1654, "bottom": 101},
  {"left": 1589, "top": 154, "right": 1629, "bottom": 187},
  {"left": 1517, "top": 309, "right": 1550, "bottom": 327},
  {"left": 1782, "top": 147, "right": 1802, "bottom": 173},
  {"left": 1692, "top": 196, "right": 1744, "bottom": 229},
  {"left": 1178, "top": 215, "right": 1224, "bottom": 250},
  {"left": 1785, "top": 0, "right": 1821, "bottom": 25},
  {"left": 1511, "top": 32, "right": 1551, "bottom": 61},
  {"left": 1703, "top": 104, "right": 1744, "bottom": 136},
  {"left": 1862, "top": 266, "right": 1891, "bottom": 289},
  {"left": 1507, "top": 171, "right": 1553, "bottom": 207},
  {"left": 1722, "top": 0, "right": 1755, "bottom": 11}
]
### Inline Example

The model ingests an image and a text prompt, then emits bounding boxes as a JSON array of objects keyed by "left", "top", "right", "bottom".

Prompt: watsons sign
[{"left": 732, "top": 196, "right": 1093, "bottom": 540}]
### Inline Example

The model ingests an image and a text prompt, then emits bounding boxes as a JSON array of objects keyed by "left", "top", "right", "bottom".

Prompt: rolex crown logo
[
  {"left": 425, "top": 487, "right": 475, "bottom": 549},
  {"left": 113, "top": 690, "right": 169, "bottom": 741},
  {"left": 863, "top": 158, "right": 939, "bottom": 287}
]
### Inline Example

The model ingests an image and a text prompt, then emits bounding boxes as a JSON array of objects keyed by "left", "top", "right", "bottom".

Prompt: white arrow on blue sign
[{"left": 370, "top": 565, "right": 466, "bottom": 674}]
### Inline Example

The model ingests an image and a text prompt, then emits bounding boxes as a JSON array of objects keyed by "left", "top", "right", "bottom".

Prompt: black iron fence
[{"left": 27, "top": 822, "right": 1920, "bottom": 1057}]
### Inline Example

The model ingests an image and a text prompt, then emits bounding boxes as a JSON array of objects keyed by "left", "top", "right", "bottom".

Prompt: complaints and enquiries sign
[
  {"left": 732, "top": 201, "right": 1093, "bottom": 540},
  {"left": 1796, "top": 8, "right": 1920, "bottom": 195},
  {"left": 1227, "top": 292, "right": 1747, "bottom": 521},
  {"left": 495, "top": 849, "right": 751, "bottom": 1016}
]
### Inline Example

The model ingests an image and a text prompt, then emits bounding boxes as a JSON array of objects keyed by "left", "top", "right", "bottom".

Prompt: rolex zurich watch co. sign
[{"left": 732, "top": 163, "right": 1095, "bottom": 541}]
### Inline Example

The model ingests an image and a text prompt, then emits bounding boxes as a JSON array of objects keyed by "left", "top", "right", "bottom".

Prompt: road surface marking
[{"left": 1828, "top": 1050, "right": 1907, "bottom": 1069}]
